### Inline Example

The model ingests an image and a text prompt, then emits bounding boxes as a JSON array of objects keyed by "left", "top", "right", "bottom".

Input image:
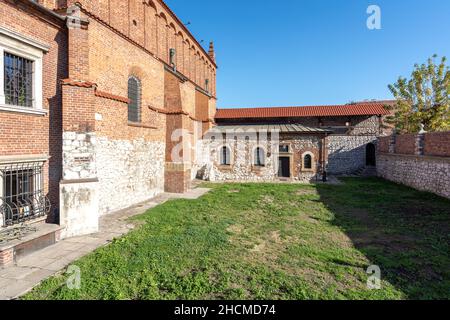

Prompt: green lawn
[{"left": 24, "top": 178, "right": 450, "bottom": 300}]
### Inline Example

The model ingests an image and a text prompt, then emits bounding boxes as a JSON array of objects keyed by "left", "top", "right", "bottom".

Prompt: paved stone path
[{"left": 0, "top": 188, "right": 210, "bottom": 300}]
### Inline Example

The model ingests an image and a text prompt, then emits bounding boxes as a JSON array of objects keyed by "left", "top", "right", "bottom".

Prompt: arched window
[
  {"left": 220, "top": 146, "right": 230, "bottom": 166},
  {"left": 128, "top": 76, "right": 141, "bottom": 122},
  {"left": 304, "top": 154, "right": 312, "bottom": 170},
  {"left": 254, "top": 147, "right": 265, "bottom": 167}
]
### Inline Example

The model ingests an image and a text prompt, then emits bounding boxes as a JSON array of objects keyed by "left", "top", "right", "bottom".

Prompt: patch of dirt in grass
[
  {"left": 246, "top": 231, "right": 298, "bottom": 265},
  {"left": 270, "top": 231, "right": 282, "bottom": 244},
  {"left": 260, "top": 195, "right": 274, "bottom": 204},
  {"left": 328, "top": 232, "right": 355, "bottom": 249},
  {"left": 227, "top": 224, "right": 244, "bottom": 234},
  {"left": 227, "top": 189, "right": 241, "bottom": 194},
  {"left": 295, "top": 189, "right": 318, "bottom": 196},
  {"left": 250, "top": 242, "right": 267, "bottom": 253}
]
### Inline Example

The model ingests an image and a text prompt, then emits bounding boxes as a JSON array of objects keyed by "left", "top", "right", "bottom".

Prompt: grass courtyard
[{"left": 24, "top": 178, "right": 450, "bottom": 300}]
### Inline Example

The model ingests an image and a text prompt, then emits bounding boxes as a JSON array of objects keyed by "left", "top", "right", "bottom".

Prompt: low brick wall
[
  {"left": 395, "top": 134, "right": 417, "bottom": 155},
  {"left": 377, "top": 131, "right": 450, "bottom": 199},
  {"left": 378, "top": 136, "right": 390, "bottom": 153},
  {"left": 424, "top": 132, "right": 450, "bottom": 157}
]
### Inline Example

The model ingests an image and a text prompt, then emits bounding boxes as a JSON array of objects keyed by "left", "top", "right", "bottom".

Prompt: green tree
[{"left": 387, "top": 55, "right": 450, "bottom": 133}]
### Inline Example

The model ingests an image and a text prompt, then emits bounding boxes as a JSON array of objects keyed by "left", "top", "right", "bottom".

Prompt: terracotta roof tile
[{"left": 215, "top": 101, "right": 394, "bottom": 120}]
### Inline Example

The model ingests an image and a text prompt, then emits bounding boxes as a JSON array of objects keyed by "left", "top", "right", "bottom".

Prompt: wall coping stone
[{"left": 378, "top": 152, "right": 450, "bottom": 163}]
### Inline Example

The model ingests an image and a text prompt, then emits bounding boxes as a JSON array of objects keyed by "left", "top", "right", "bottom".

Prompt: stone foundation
[
  {"left": 377, "top": 153, "right": 450, "bottom": 199},
  {"left": 96, "top": 138, "right": 165, "bottom": 215},
  {"left": 327, "top": 135, "right": 377, "bottom": 174}
]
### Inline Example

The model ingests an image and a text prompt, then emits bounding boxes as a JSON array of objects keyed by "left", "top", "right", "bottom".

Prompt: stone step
[{"left": 0, "top": 222, "right": 64, "bottom": 268}]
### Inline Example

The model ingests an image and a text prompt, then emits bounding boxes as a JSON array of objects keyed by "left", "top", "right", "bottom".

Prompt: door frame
[{"left": 277, "top": 155, "right": 293, "bottom": 179}]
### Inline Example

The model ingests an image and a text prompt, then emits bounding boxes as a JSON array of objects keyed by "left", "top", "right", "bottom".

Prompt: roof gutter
[{"left": 23, "top": 0, "right": 66, "bottom": 21}]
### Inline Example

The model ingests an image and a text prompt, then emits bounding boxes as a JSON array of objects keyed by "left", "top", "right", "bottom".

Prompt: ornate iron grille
[
  {"left": 128, "top": 76, "right": 141, "bottom": 122},
  {"left": 4, "top": 52, "right": 34, "bottom": 108},
  {"left": 0, "top": 162, "right": 50, "bottom": 227}
]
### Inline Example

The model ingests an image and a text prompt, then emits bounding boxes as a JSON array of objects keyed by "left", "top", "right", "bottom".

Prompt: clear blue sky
[{"left": 165, "top": 0, "right": 450, "bottom": 108}]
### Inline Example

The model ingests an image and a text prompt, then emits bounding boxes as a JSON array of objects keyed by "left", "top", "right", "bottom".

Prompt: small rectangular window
[
  {"left": 4, "top": 52, "right": 34, "bottom": 108},
  {"left": 279, "top": 145, "right": 289, "bottom": 153}
]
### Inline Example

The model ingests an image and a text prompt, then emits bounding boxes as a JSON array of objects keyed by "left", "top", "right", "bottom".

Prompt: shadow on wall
[
  {"left": 315, "top": 177, "right": 450, "bottom": 299},
  {"left": 47, "top": 30, "right": 69, "bottom": 224},
  {"left": 327, "top": 144, "right": 369, "bottom": 174}
]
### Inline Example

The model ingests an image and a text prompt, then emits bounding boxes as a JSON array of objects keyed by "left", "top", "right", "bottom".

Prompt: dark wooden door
[{"left": 278, "top": 157, "right": 291, "bottom": 178}]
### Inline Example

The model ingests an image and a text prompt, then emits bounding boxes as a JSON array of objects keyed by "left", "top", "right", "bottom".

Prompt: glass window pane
[{"left": 4, "top": 52, "right": 33, "bottom": 107}]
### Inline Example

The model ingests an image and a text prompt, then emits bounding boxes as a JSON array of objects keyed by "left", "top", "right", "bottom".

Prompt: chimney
[{"left": 208, "top": 41, "right": 215, "bottom": 62}]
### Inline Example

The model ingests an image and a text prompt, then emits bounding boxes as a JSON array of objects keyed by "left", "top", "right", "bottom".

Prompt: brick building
[
  {"left": 0, "top": 0, "right": 217, "bottom": 243},
  {"left": 0, "top": 0, "right": 394, "bottom": 266},
  {"left": 196, "top": 101, "right": 393, "bottom": 182}
]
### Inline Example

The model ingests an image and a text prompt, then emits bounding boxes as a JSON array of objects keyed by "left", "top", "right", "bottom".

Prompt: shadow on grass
[{"left": 315, "top": 177, "right": 450, "bottom": 299}]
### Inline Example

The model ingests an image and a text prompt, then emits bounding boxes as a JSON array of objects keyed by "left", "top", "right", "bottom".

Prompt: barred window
[
  {"left": 254, "top": 147, "right": 265, "bottom": 167},
  {"left": 220, "top": 146, "right": 231, "bottom": 166},
  {"left": 128, "top": 76, "right": 141, "bottom": 122},
  {"left": 4, "top": 52, "right": 34, "bottom": 108},
  {"left": 0, "top": 163, "right": 50, "bottom": 227}
]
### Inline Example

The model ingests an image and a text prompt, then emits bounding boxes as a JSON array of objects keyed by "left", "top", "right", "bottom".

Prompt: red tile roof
[{"left": 215, "top": 101, "right": 394, "bottom": 120}]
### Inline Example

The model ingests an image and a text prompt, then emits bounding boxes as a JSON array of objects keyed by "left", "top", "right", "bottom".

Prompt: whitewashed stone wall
[
  {"left": 62, "top": 131, "right": 97, "bottom": 180},
  {"left": 378, "top": 154, "right": 450, "bottom": 199},
  {"left": 327, "top": 135, "right": 377, "bottom": 174},
  {"left": 96, "top": 138, "right": 165, "bottom": 215},
  {"left": 60, "top": 131, "right": 99, "bottom": 238},
  {"left": 195, "top": 135, "right": 321, "bottom": 182}
]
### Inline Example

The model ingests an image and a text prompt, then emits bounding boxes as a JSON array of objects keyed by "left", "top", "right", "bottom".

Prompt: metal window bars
[
  {"left": 4, "top": 52, "right": 34, "bottom": 108},
  {"left": 0, "top": 162, "right": 50, "bottom": 227}
]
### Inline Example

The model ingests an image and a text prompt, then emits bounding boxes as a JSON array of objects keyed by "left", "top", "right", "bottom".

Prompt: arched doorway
[{"left": 366, "top": 143, "right": 376, "bottom": 166}]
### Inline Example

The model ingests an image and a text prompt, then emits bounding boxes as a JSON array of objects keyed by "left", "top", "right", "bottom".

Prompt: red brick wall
[
  {"left": 0, "top": 1, "right": 67, "bottom": 215},
  {"left": 424, "top": 131, "right": 450, "bottom": 157},
  {"left": 395, "top": 134, "right": 416, "bottom": 155},
  {"left": 378, "top": 131, "right": 450, "bottom": 158},
  {"left": 378, "top": 136, "right": 390, "bottom": 153},
  {"left": 58, "top": 0, "right": 217, "bottom": 95}
]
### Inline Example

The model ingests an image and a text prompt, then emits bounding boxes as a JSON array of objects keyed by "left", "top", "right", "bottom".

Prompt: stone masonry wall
[
  {"left": 377, "top": 131, "right": 450, "bottom": 199},
  {"left": 197, "top": 134, "right": 322, "bottom": 182},
  {"left": 62, "top": 131, "right": 97, "bottom": 180},
  {"left": 96, "top": 138, "right": 165, "bottom": 216},
  {"left": 378, "top": 154, "right": 450, "bottom": 199},
  {"left": 327, "top": 135, "right": 377, "bottom": 174}
]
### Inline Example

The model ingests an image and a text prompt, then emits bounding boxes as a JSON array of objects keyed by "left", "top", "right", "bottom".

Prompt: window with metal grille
[
  {"left": 220, "top": 146, "right": 230, "bottom": 166},
  {"left": 304, "top": 154, "right": 312, "bottom": 169},
  {"left": 128, "top": 76, "right": 141, "bottom": 122},
  {"left": 0, "top": 163, "right": 50, "bottom": 227},
  {"left": 254, "top": 147, "right": 265, "bottom": 166},
  {"left": 4, "top": 52, "right": 34, "bottom": 108}
]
